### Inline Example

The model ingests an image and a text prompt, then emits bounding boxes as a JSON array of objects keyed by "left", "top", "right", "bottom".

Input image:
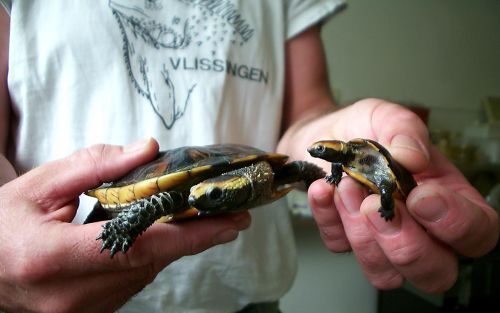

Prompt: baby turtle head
[
  {"left": 188, "top": 174, "right": 253, "bottom": 214},
  {"left": 307, "top": 140, "right": 350, "bottom": 163}
]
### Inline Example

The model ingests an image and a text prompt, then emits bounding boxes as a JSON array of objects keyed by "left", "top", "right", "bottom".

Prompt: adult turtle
[
  {"left": 307, "top": 138, "right": 417, "bottom": 221},
  {"left": 85, "top": 144, "right": 325, "bottom": 257}
]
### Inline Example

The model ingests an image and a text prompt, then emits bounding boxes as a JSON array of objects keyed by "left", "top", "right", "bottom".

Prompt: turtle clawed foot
[
  {"left": 97, "top": 221, "right": 134, "bottom": 258},
  {"left": 95, "top": 198, "right": 168, "bottom": 257},
  {"left": 377, "top": 207, "right": 395, "bottom": 221},
  {"left": 325, "top": 174, "right": 341, "bottom": 186}
]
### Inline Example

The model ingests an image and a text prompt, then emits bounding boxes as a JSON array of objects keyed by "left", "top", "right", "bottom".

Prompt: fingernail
[
  {"left": 391, "top": 135, "right": 429, "bottom": 161},
  {"left": 365, "top": 206, "right": 401, "bottom": 235},
  {"left": 124, "top": 138, "right": 150, "bottom": 154},
  {"left": 213, "top": 229, "right": 238, "bottom": 245},
  {"left": 411, "top": 192, "right": 448, "bottom": 222}
]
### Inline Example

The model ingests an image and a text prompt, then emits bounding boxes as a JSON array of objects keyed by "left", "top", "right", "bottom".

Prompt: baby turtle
[
  {"left": 85, "top": 144, "right": 325, "bottom": 257},
  {"left": 307, "top": 138, "right": 417, "bottom": 221}
]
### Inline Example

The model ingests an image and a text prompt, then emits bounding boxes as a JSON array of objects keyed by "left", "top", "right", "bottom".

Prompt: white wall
[{"left": 322, "top": 0, "right": 500, "bottom": 131}]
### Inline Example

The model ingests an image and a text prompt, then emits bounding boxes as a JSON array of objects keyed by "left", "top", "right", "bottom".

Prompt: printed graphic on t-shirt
[{"left": 109, "top": 0, "right": 269, "bottom": 130}]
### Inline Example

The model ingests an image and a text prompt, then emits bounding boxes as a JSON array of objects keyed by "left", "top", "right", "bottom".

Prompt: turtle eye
[
  {"left": 207, "top": 187, "right": 223, "bottom": 201},
  {"left": 316, "top": 145, "right": 326, "bottom": 154}
]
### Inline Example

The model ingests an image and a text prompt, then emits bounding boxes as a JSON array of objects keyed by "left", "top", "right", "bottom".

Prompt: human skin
[
  {"left": 277, "top": 26, "right": 498, "bottom": 293},
  {"left": 0, "top": 8, "right": 250, "bottom": 312}
]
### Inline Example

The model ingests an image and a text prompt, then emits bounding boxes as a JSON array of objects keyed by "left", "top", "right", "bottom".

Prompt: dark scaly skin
[
  {"left": 326, "top": 163, "right": 343, "bottom": 186},
  {"left": 379, "top": 182, "right": 396, "bottom": 221},
  {"left": 274, "top": 161, "right": 326, "bottom": 189},
  {"left": 97, "top": 191, "right": 186, "bottom": 257}
]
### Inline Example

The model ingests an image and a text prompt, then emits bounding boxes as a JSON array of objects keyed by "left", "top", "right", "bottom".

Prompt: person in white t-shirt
[{"left": 0, "top": 1, "right": 498, "bottom": 313}]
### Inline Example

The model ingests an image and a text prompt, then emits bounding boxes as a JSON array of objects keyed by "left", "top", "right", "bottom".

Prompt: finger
[
  {"left": 119, "top": 212, "right": 251, "bottom": 268},
  {"left": 15, "top": 138, "right": 159, "bottom": 209},
  {"left": 349, "top": 99, "right": 430, "bottom": 174},
  {"left": 372, "top": 101, "right": 430, "bottom": 173},
  {"left": 361, "top": 196, "right": 458, "bottom": 293},
  {"left": 407, "top": 183, "right": 499, "bottom": 258},
  {"left": 334, "top": 178, "right": 404, "bottom": 289},
  {"left": 44, "top": 198, "right": 80, "bottom": 222},
  {"left": 308, "top": 179, "right": 350, "bottom": 252},
  {"left": 43, "top": 212, "right": 251, "bottom": 276}
]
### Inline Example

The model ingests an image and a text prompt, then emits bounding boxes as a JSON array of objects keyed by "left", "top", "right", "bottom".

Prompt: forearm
[
  {"left": 277, "top": 24, "right": 340, "bottom": 161},
  {"left": 277, "top": 101, "right": 338, "bottom": 161}
]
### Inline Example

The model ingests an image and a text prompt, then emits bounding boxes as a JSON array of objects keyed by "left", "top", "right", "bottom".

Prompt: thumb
[
  {"left": 14, "top": 138, "right": 159, "bottom": 211},
  {"left": 367, "top": 100, "right": 431, "bottom": 174},
  {"left": 386, "top": 134, "right": 429, "bottom": 174}
]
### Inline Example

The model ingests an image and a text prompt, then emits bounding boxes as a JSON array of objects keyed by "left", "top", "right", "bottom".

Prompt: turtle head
[
  {"left": 307, "top": 140, "right": 348, "bottom": 163},
  {"left": 188, "top": 174, "right": 252, "bottom": 214}
]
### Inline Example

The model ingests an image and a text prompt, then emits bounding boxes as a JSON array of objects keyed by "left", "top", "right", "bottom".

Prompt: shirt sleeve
[
  {"left": 286, "top": 0, "right": 346, "bottom": 39},
  {"left": 0, "top": 0, "right": 11, "bottom": 15}
]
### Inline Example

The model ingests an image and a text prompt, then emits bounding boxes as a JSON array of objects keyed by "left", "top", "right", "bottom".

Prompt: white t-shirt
[{"left": 5, "top": 1, "right": 344, "bottom": 312}]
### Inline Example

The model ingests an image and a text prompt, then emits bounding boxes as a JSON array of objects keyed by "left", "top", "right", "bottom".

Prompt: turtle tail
[
  {"left": 97, "top": 191, "right": 185, "bottom": 258},
  {"left": 275, "top": 161, "right": 326, "bottom": 189}
]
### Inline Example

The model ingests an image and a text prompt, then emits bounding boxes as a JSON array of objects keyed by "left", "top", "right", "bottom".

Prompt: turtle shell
[
  {"left": 85, "top": 144, "right": 295, "bottom": 257},
  {"left": 86, "top": 144, "right": 288, "bottom": 209},
  {"left": 346, "top": 138, "right": 416, "bottom": 198},
  {"left": 307, "top": 138, "right": 417, "bottom": 221}
]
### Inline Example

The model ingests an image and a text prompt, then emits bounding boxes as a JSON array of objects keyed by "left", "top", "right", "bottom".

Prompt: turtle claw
[
  {"left": 97, "top": 220, "right": 135, "bottom": 257},
  {"left": 325, "top": 174, "right": 340, "bottom": 186},
  {"left": 96, "top": 192, "right": 177, "bottom": 257},
  {"left": 109, "top": 245, "right": 120, "bottom": 259},
  {"left": 101, "top": 235, "right": 132, "bottom": 258},
  {"left": 378, "top": 207, "right": 395, "bottom": 221},
  {"left": 325, "top": 163, "right": 343, "bottom": 186},
  {"left": 325, "top": 171, "right": 342, "bottom": 186}
]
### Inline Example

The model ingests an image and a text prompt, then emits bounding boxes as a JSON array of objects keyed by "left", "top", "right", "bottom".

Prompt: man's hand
[
  {"left": 303, "top": 99, "right": 498, "bottom": 293},
  {"left": 0, "top": 138, "right": 251, "bottom": 313}
]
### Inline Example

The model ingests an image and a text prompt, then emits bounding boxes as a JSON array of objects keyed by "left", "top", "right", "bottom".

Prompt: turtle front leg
[
  {"left": 325, "top": 163, "right": 343, "bottom": 186},
  {"left": 378, "top": 184, "right": 395, "bottom": 221},
  {"left": 98, "top": 191, "right": 185, "bottom": 257}
]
